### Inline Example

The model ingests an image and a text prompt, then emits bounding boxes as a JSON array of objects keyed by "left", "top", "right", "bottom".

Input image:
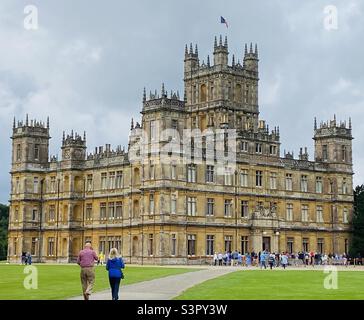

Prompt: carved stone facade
[{"left": 7, "top": 36, "right": 353, "bottom": 264}]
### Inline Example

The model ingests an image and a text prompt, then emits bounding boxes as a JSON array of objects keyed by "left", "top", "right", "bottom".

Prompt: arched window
[{"left": 200, "top": 84, "right": 207, "bottom": 102}]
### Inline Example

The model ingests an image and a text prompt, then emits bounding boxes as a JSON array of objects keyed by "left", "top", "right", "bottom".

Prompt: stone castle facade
[{"left": 7, "top": 36, "right": 353, "bottom": 264}]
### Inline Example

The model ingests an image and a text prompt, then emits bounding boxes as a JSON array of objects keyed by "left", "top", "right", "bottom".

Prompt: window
[
  {"left": 300, "top": 175, "right": 308, "bottom": 192},
  {"left": 287, "top": 238, "right": 294, "bottom": 254},
  {"left": 99, "top": 236, "right": 106, "bottom": 254},
  {"left": 171, "top": 195, "right": 177, "bottom": 214},
  {"left": 255, "top": 170, "right": 263, "bottom": 187},
  {"left": 85, "top": 174, "right": 93, "bottom": 192},
  {"left": 108, "top": 202, "right": 115, "bottom": 219},
  {"left": 255, "top": 143, "right": 262, "bottom": 154},
  {"left": 224, "top": 169, "right": 233, "bottom": 186},
  {"left": 100, "top": 203, "right": 107, "bottom": 221},
  {"left": 343, "top": 207, "right": 348, "bottom": 223},
  {"left": 187, "top": 197, "right": 196, "bottom": 216},
  {"left": 187, "top": 164, "right": 196, "bottom": 183},
  {"left": 107, "top": 236, "right": 115, "bottom": 253},
  {"left": 171, "top": 234, "right": 177, "bottom": 256},
  {"left": 31, "top": 238, "right": 37, "bottom": 255},
  {"left": 317, "top": 238, "right": 324, "bottom": 254},
  {"left": 34, "top": 144, "right": 40, "bottom": 160},
  {"left": 101, "top": 173, "right": 107, "bottom": 190},
  {"left": 241, "top": 200, "right": 249, "bottom": 218},
  {"left": 316, "top": 205, "right": 323, "bottom": 223},
  {"left": 342, "top": 178, "right": 348, "bottom": 195},
  {"left": 224, "top": 199, "right": 232, "bottom": 217},
  {"left": 241, "top": 236, "right": 248, "bottom": 254},
  {"left": 148, "top": 234, "right": 154, "bottom": 256},
  {"left": 86, "top": 203, "right": 93, "bottom": 220},
  {"left": 241, "top": 141, "right": 248, "bottom": 152},
  {"left": 15, "top": 177, "right": 20, "bottom": 194},
  {"left": 302, "top": 238, "right": 309, "bottom": 252},
  {"left": 149, "top": 164, "right": 155, "bottom": 180},
  {"left": 115, "top": 171, "right": 123, "bottom": 189},
  {"left": 171, "top": 165, "right": 177, "bottom": 180},
  {"left": 224, "top": 235, "right": 232, "bottom": 252},
  {"left": 115, "top": 236, "right": 121, "bottom": 251},
  {"left": 269, "top": 172, "right": 277, "bottom": 190},
  {"left": 322, "top": 145, "right": 328, "bottom": 160},
  {"left": 109, "top": 172, "right": 115, "bottom": 189},
  {"left": 16, "top": 144, "right": 21, "bottom": 161},
  {"left": 206, "top": 198, "right": 214, "bottom": 216},
  {"left": 285, "top": 174, "right": 293, "bottom": 191},
  {"left": 47, "top": 238, "right": 55, "bottom": 256},
  {"left": 149, "top": 194, "right": 155, "bottom": 215},
  {"left": 187, "top": 234, "right": 196, "bottom": 255},
  {"left": 50, "top": 176, "right": 56, "bottom": 193},
  {"left": 341, "top": 145, "right": 347, "bottom": 161},
  {"left": 286, "top": 203, "right": 293, "bottom": 221},
  {"left": 33, "top": 177, "right": 39, "bottom": 193},
  {"left": 116, "top": 202, "right": 122, "bottom": 219},
  {"left": 301, "top": 205, "right": 309, "bottom": 222},
  {"left": 269, "top": 145, "right": 277, "bottom": 155},
  {"left": 316, "top": 177, "right": 323, "bottom": 193},
  {"left": 14, "top": 207, "right": 19, "bottom": 222},
  {"left": 240, "top": 170, "right": 248, "bottom": 187},
  {"left": 206, "top": 235, "right": 214, "bottom": 256},
  {"left": 48, "top": 205, "right": 55, "bottom": 222},
  {"left": 206, "top": 165, "right": 214, "bottom": 183},
  {"left": 32, "top": 208, "right": 38, "bottom": 221},
  {"left": 150, "top": 120, "right": 156, "bottom": 141}
]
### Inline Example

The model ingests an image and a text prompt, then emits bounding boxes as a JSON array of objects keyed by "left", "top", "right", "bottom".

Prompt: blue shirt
[{"left": 106, "top": 257, "right": 125, "bottom": 278}]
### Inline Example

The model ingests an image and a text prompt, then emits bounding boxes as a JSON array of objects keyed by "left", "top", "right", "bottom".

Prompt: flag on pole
[{"left": 220, "top": 16, "right": 228, "bottom": 28}]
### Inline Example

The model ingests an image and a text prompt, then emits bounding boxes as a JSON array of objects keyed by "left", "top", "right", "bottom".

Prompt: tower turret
[
  {"left": 184, "top": 42, "right": 199, "bottom": 74},
  {"left": 243, "top": 42, "right": 259, "bottom": 73},
  {"left": 213, "top": 35, "right": 229, "bottom": 66}
]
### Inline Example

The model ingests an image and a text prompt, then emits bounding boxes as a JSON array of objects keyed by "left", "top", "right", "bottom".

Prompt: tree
[
  {"left": 349, "top": 185, "right": 364, "bottom": 257},
  {"left": 0, "top": 204, "right": 9, "bottom": 260}
]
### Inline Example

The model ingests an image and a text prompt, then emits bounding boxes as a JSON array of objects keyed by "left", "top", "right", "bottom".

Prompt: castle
[{"left": 7, "top": 36, "right": 353, "bottom": 264}]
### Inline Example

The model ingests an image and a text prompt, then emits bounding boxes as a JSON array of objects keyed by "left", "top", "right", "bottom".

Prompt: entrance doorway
[{"left": 262, "top": 237, "right": 271, "bottom": 252}]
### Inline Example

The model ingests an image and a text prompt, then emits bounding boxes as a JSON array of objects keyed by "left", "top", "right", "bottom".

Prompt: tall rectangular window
[
  {"left": 15, "top": 177, "right": 20, "bottom": 194},
  {"left": 150, "top": 120, "right": 156, "bottom": 141},
  {"left": 206, "top": 165, "right": 214, "bottom": 182},
  {"left": 187, "top": 234, "right": 196, "bottom": 255},
  {"left": 149, "top": 194, "right": 155, "bottom": 215},
  {"left": 322, "top": 145, "right": 328, "bottom": 160},
  {"left": 99, "top": 236, "right": 106, "bottom": 254},
  {"left": 149, "top": 164, "right": 155, "bottom": 180},
  {"left": 34, "top": 144, "right": 40, "bottom": 160},
  {"left": 48, "top": 205, "right": 55, "bottom": 222},
  {"left": 31, "top": 237, "right": 37, "bottom": 255},
  {"left": 100, "top": 203, "right": 107, "bottom": 221},
  {"left": 316, "top": 205, "right": 323, "bottom": 223},
  {"left": 171, "top": 234, "right": 177, "bottom": 256},
  {"left": 108, "top": 202, "right": 115, "bottom": 219},
  {"left": 269, "top": 145, "right": 277, "bottom": 155},
  {"left": 301, "top": 175, "right": 308, "bottom": 192},
  {"left": 33, "top": 177, "right": 39, "bottom": 193},
  {"left": 47, "top": 238, "right": 55, "bottom": 256},
  {"left": 224, "top": 199, "right": 232, "bottom": 217},
  {"left": 255, "top": 170, "right": 263, "bottom": 187},
  {"left": 109, "top": 172, "right": 115, "bottom": 189},
  {"left": 187, "top": 197, "right": 196, "bottom": 216},
  {"left": 148, "top": 234, "right": 154, "bottom": 256},
  {"left": 115, "top": 202, "right": 122, "bottom": 219},
  {"left": 301, "top": 204, "right": 309, "bottom": 222},
  {"left": 50, "top": 176, "right": 56, "bottom": 193},
  {"left": 224, "top": 235, "right": 232, "bottom": 252},
  {"left": 86, "top": 174, "right": 93, "bottom": 191},
  {"left": 241, "top": 200, "right": 249, "bottom": 218},
  {"left": 171, "top": 165, "right": 177, "bottom": 180},
  {"left": 343, "top": 207, "right": 348, "bottom": 223},
  {"left": 116, "top": 171, "right": 123, "bottom": 188},
  {"left": 302, "top": 238, "right": 309, "bottom": 252},
  {"left": 287, "top": 238, "right": 294, "bottom": 254},
  {"left": 206, "top": 198, "right": 214, "bottom": 216},
  {"left": 171, "top": 195, "right": 177, "bottom": 214},
  {"left": 316, "top": 177, "right": 323, "bottom": 193},
  {"left": 206, "top": 235, "right": 214, "bottom": 256},
  {"left": 286, "top": 203, "right": 293, "bottom": 221},
  {"left": 86, "top": 203, "right": 93, "bottom": 220},
  {"left": 270, "top": 172, "right": 277, "bottom": 189},
  {"left": 187, "top": 165, "right": 196, "bottom": 183},
  {"left": 241, "top": 236, "right": 248, "bottom": 254},
  {"left": 241, "top": 141, "right": 248, "bottom": 152},
  {"left": 342, "top": 178, "right": 348, "bottom": 195},
  {"left": 240, "top": 170, "right": 248, "bottom": 187},
  {"left": 317, "top": 238, "right": 324, "bottom": 254},
  {"left": 32, "top": 208, "right": 38, "bottom": 221},
  {"left": 285, "top": 174, "right": 293, "bottom": 191},
  {"left": 255, "top": 143, "right": 262, "bottom": 154},
  {"left": 341, "top": 145, "right": 347, "bottom": 161},
  {"left": 101, "top": 173, "right": 107, "bottom": 190},
  {"left": 16, "top": 144, "right": 21, "bottom": 161}
]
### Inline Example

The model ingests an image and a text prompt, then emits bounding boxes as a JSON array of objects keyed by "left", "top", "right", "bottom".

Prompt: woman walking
[{"left": 106, "top": 248, "right": 125, "bottom": 300}]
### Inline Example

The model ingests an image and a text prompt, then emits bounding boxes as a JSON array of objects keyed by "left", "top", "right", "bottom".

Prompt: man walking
[{"left": 77, "top": 241, "right": 98, "bottom": 300}]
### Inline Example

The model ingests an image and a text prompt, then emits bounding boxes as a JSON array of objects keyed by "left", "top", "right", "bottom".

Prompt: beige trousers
[{"left": 80, "top": 267, "right": 95, "bottom": 296}]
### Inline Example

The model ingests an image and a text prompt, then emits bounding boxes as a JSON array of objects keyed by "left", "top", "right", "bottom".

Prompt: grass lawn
[
  {"left": 176, "top": 269, "right": 364, "bottom": 300},
  {"left": 0, "top": 264, "right": 198, "bottom": 300}
]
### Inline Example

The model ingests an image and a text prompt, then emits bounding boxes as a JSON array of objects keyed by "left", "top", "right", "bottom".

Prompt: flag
[{"left": 220, "top": 16, "right": 228, "bottom": 28}]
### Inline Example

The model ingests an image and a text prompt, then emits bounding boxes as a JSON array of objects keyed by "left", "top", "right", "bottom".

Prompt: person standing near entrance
[
  {"left": 106, "top": 248, "right": 125, "bottom": 300},
  {"left": 77, "top": 241, "right": 98, "bottom": 300}
]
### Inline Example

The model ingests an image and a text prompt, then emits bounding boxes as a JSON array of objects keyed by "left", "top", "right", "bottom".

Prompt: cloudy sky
[{"left": 0, "top": 0, "right": 363, "bottom": 203}]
